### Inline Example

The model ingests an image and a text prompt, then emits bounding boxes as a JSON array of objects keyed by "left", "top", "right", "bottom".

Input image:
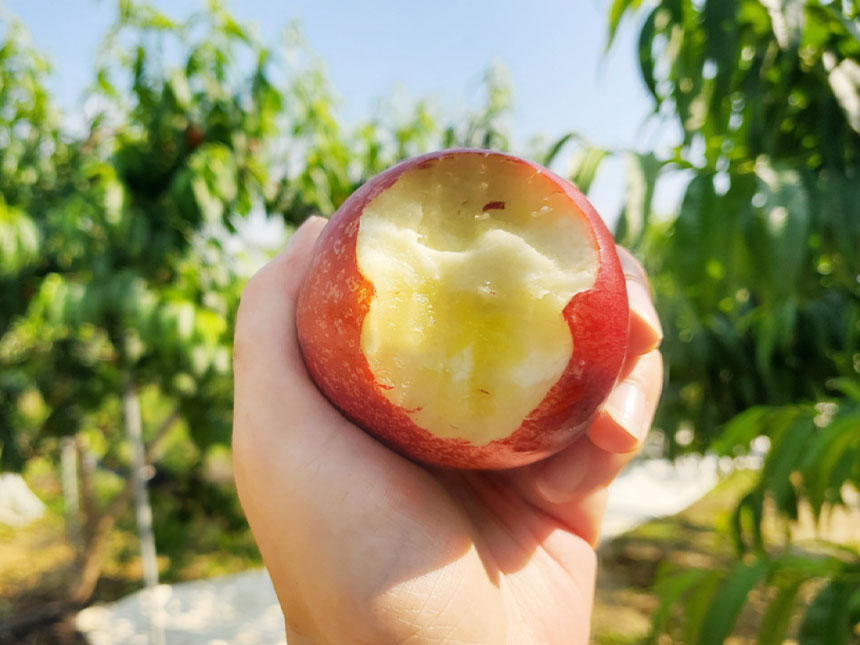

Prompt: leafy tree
[
  {"left": 0, "top": 0, "right": 280, "bottom": 612},
  {"left": 0, "top": 14, "right": 63, "bottom": 470},
  {"left": 0, "top": 0, "right": 518, "bottom": 628},
  {"left": 607, "top": 0, "right": 860, "bottom": 641}
]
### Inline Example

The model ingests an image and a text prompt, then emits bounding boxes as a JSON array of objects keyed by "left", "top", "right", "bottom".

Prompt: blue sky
[{"left": 5, "top": 0, "right": 673, "bottom": 224}]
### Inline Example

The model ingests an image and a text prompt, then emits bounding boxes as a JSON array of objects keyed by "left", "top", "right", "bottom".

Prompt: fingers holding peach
[
  {"left": 506, "top": 348, "right": 663, "bottom": 546},
  {"left": 579, "top": 246, "right": 663, "bottom": 454},
  {"left": 536, "top": 348, "right": 664, "bottom": 499}
]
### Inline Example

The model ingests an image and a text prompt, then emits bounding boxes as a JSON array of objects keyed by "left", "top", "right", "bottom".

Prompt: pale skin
[{"left": 232, "top": 216, "right": 663, "bottom": 645}]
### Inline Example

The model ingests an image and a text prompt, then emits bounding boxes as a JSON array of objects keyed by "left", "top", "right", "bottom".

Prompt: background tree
[
  {"left": 0, "top": 0, "right": 517, "bottom": 630},
  {"left": 0, "top": 1, "right": 298, "bottom": 619},
  {"left": 606, "top": 0, "right": 860, "bottom": 641}
]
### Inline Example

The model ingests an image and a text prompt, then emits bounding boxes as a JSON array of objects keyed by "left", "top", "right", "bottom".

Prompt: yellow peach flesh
[{"left": 356, "top": 155, "right": 598, "bottom": 445}]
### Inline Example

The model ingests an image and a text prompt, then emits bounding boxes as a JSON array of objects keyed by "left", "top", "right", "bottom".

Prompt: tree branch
[{"left": 69, "top": 406, "right": 181, "bottom": 605}]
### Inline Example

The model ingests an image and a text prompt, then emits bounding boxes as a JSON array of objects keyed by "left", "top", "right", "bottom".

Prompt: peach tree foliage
[
  {"left": 604, "top": 0, "right": 860, "bottom": 642},
  {"left": 0, "top": 0, "right": 516, "bottom": 471},
  {"left": 0, "top": 1, "right": 279, "bottom": 602},
  {"left": 0, "top": 0, "right": 516, "bottom": 602},
  {"left": 0, "top": 4, "right": 271, "bottom": 467}
]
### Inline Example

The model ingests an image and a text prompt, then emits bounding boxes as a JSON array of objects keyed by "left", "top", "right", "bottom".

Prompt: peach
[{"left": 296, "top": 150, "right": 628, "bottom": 469}]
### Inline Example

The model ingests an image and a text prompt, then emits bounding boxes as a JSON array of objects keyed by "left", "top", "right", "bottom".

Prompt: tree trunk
[
  {"left": 60, "top": 437, "right": 80, "bottom": 549},
  {"left": 69, "top": 407, "right": 178, "bottom": 605},
  {"left": 70, "top": 482, "right": 136, "bottom": 603},
  {"left": 76, "top": 435, "right": 98, "bottom": 553},
  {"left": 123, "top": 378, "right": 165, "bottom": 645}
]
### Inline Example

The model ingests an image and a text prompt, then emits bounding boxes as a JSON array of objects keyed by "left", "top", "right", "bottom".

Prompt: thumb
[{"left": 232, "top": 214, "right": 421, "bottom": 512}]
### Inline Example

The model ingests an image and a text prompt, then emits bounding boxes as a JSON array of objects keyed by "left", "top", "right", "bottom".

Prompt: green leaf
[
  {"left": 799, "top": 581, "right": 853, "bottom": 645},
  {"left": 638, "top": 8, "right": 659, "bottom": 102},
  {"left": 96, "top": 68, "right": 117, "bottom": 97},
  {"left": 764, "top": 0, "right": 806, "bottom": 49},
  {"left": 800, "top": 412, "right": 860, "bottom": 518},
  {"left": 616, "top": 151, "right": 661, "bottom": 246},
  {"left": 649, "top": 567, "right": 716, "bottom": 640},
  {"left": 826, "top": 57, "right": 860, "bottom": 134},
  {"left": 195, "top": 309, "right": 227, "bottom": 346},
  {"left": 754, "top": 161, "right": 810, "bottom": 299},
  {"left": 830, "top": 378, "right": 860, "bottom": 402},
  {"left": 702, "top": 0, "right": 737, "bottom": 100},
  {"left": 608, "top": 0, "right": 643, "bottom": 47},
  {"left": 222, "top": 17, "right": 251, "bottom": 43},
  {"left": 185, "top": 143, "right": 239, "bottom": 222},
  {"left": 771, "top": 551, "right": 844, "bottom": 580},
  {"left": 825, "top": 6, "right": 860, "bottom": 43},
  {"left": 698, "top": 560, "right": 769, "bottom": 645},
  {"left": 759, "top": 577, "right": 803, "bottom": 645},
  {"left": 682, "top": 571, "right": 725, "bottom": 644},
  {"left": 168, "top": 71, "right": 192, "bottom": 110},
  {"left": 849, "top": 583, "right": 860, "bottom": 627},
  {"left": 671, "top": 173, "right": 723, "bottom": 293},
  {"left": 542, "top": 132, "right": 578, "bottom": 168},
  {"left": 0, "top": 201, "right": 40, "bottom": 276},
  {"left": 732, "top": 489, "right": 765, "bottom": 553},
  {"left": 712, "top": 406, "right": 771, "bottom": 456},
  {"left": 762, "top": 412, "right": 816, "bottom": 518},
  {"left": 568, "top": 144, "right": 609, "bottom": 195}
]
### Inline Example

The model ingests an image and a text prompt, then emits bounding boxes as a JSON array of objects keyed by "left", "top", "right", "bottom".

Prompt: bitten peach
[{"left": 296, "top": 150, "right": 628, "bottom": 469}]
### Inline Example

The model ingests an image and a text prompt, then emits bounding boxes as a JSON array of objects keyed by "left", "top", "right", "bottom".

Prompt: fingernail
[
  {"left": 296, "top": 215, "right": 328, "bottom": 235},
  {"left": 287, "top": 216, "right": 327, "bottom": 248},
  {"left": 627, "top": 280, "right": 663, "bottom": 342},
  {"left": 604, "top": 381, "right": 648, "bottom": 443},
  {"left": 617, "top": 246, "right": 649, "bottom": 284}
]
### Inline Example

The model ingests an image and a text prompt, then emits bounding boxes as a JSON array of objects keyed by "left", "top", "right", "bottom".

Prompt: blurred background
[{"left": 0, "top": 0, "right": 858, "bottom": 643}]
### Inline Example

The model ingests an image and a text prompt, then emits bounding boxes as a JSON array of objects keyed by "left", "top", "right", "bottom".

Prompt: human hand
[{"left": 232, "top": 216, "right": 663, "bottom": 644}]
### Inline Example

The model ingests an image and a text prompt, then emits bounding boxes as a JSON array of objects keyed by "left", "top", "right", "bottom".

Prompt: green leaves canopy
[
  {"left": 0, "top": 1, "right": 517, "bottom": 472},
  {"left": 611, "top": 0, "right": 860, "bottom": 450},
  {"left": 610, "top": 0, "right": 860, "bottom": 640}
]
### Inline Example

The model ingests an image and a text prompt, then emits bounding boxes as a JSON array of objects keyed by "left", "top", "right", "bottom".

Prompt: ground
[{"left": 592, "top": 470, "right": 860, "bottom": 644}]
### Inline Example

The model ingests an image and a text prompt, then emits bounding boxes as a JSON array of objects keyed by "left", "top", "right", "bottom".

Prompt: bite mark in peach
[{"left": 296, "top": 150, "right": 628, "bottom": 469}]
